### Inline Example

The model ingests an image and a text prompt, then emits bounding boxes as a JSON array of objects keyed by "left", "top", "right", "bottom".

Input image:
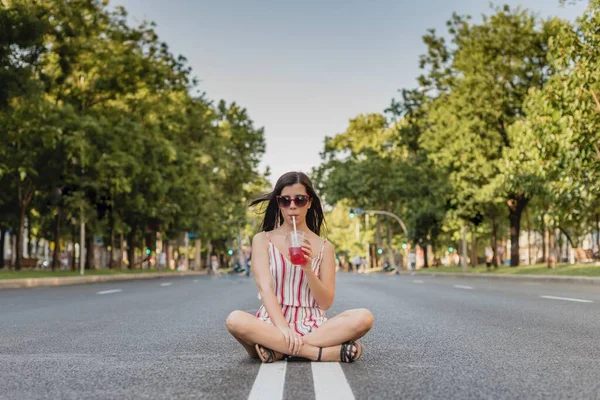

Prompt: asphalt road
[{"left": 1, "top": 272, "right": 599, "bottom": 399}]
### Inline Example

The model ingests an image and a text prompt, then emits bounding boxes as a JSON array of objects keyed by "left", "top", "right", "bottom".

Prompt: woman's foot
[
  {"left": 255, "top": 344, "right": 286, "bottom": 363},
  {"left": 317, "top": 341, "right": 363, "bottom": 363}
]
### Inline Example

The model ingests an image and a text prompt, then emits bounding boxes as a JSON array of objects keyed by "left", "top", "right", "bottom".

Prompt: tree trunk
[
  {"left": 491, "top": 218, "right": 499, "bottom": 268},
  {"left": 16, "top": 204, "right": 26, "bottom": 271},
  {"left": 206, "top": 241, "right": 212, "bottom": 269},
  {"left": 525, "top": 208, "right": 532, "bottom": 265},
  {"left": 596, "top": 213, "right": 599, "bottom": 259},
  {"left": 127, "top": 229, "right": 136, "bottom": 269},
  {"left": 0, "top": 229, "right": 5, "bottom": 269},
  {"left": 165, "top": 239, "right": 170, "bottom": 270},
  {"left": 71, "top": 224, "right": 77, "bottom": 271},
  {"left": 544, "top": 222, "right": 549, "bottom": 264},
  {"left": 507, "top": 194, "right": 529, "bottom": 267},
  {"left": 119, "top": 233, "right": 124, "bottom": 269},
  {"left": 471, "top": 225, "right": 477, "bottom": 267},
  {"left": 109, "top": 211, "right": 115, "bottom": 269},
  {"left": 195, "top": 239, "right": 202, "bottom": 270},
  {"left": 27, "top": 214, "right": 33, "bottom": 259},
  {"left": 559, "top": 227, "right": 575, "bottom": 248},
  {"left": 549, "top": 228, "right": 556, "bottom": 269},
  {"left": 86, "top": 227, "right": 94, "bottom": 269},
  {"left": 51, "top": 208, "right": 61, "bottom": 271}
]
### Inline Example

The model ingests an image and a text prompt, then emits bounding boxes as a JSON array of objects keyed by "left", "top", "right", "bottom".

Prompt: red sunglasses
[{"left": 276, "top": 195, "right": 310, "bottom": 208}]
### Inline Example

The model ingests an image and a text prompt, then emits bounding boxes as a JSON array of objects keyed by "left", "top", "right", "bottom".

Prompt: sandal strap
[
  {"left": 317, "top": 347, "right": 323, "bottom": 362},
  {"left": 340, "top": 342, "right": 356, "bottom": 363},
  {"left": 257, "top": 345, "right": 275, "bottom": 363}
]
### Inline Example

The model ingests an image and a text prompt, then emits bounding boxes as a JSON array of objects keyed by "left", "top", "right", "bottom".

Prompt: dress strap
[
  {"left": 264, "top": 232, "right": 272, "bottom": 243},
  {"left": 318, "top": 239, "right": 328, "bottom": 256}
]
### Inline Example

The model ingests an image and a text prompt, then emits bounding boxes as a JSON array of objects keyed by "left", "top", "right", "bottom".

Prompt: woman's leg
[
  {"left": 226, "top": 310, "right": 365, "bottom": 361},
  {"left": 302, "top": 308, "right": 374, "bottom": 348}
]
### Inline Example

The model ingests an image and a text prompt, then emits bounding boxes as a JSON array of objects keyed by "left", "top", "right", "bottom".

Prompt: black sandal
[
  {"left": 340, "top": 341, "right": 363, "bottom": 363},
  {"left": 255, "top": 344, "right": 276, "bottom": 363}
]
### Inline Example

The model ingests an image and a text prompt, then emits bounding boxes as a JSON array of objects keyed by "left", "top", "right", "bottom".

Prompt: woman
[{"left": 226, "top": 171, "right": 374, "bottom": 363}]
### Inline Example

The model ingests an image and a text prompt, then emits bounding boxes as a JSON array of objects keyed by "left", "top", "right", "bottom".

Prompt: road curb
[
  {"left": 0, "top": 271, "right": 209, "bottom": 290},
  {"left": 408, "top": 271, "right": 600, "bottom": 285}
]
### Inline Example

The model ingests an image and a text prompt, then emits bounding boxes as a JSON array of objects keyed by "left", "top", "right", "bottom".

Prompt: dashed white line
[
  {"left": 453, "top": 285, "right": 474, "bottom": 290},
  {"left": 248, "top": 361, "right": 287, "bottom": 400},
  {"left": 540, "top": 295, "right": 593, "bottom": 303},
  {"left": 312, "top": 362, "right": 355, "bottom": 400},
  {"left": 413, "top": 280, "right": 424, "bottom": 284},
  {"left": 96, "top": 289, "right": 122, "bottom": 295},
  {"left": 160, "top": 282, "right": 172, "bottom": 287}
]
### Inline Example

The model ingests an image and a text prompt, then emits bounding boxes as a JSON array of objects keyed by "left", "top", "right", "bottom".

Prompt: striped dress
[{"left": 255, "top": 233, "right": 328, "bottom": 336}]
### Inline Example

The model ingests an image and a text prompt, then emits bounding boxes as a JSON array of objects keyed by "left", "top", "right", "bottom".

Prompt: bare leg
[
  {"left": 226, "top": 310, "right": 360, "bottom": 362},
  {"left": 302, "top": 308, "right": 374, "bottom": 348},
  {"left": 231, "top": 332, "right": 259, "bottom": 359}
]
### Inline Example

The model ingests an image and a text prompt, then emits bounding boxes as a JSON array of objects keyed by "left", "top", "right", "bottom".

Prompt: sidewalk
[
  {"left": 0, "top": 270, "right": 210, "bottom": 290},
  {"left": 406, "top": 271, "right": 600, "bottom": 285}
]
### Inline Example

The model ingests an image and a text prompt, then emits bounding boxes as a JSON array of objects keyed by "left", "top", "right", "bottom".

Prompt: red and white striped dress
[{"left": 255, "top": 233, "right": 328, "bottom": 336}]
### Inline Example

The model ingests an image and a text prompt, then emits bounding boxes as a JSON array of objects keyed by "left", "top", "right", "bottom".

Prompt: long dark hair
[{"left": 249, "top": 172, "right": 326, "bottom": 236}]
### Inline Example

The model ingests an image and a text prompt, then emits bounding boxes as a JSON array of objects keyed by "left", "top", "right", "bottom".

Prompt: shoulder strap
[
  {"left": 264, "top": 232, "right": 272, "bottom": 243},
  {"left": 318, "top": 239, "right": 328, "bottom": 256}
]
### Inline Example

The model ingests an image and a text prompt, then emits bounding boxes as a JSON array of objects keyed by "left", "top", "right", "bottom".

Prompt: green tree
[{"left": 419, "top": 6, "right": 560, "bottom": 266}]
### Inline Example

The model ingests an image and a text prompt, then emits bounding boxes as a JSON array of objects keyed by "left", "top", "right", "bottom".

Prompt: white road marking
[
  {"left": 96, "top": 289, "right": 122, "bottom": 295},
  {"left": 413, "top": 280, "right": 424, "bottom": 284},
  {"left": 311, "top": 362, "right": 355, "bottom": 400},
  {"left": 523, "top": 282, "right": 541, "bottom": 286},
  {"left": 453, "top": 285, "right": 474, "bottom": 290},
  {"left": 540, "top": 295, "right": 593, "bottom": 303},
  {"left": 248, "top": 361, "right": 287, "bottom": 400},
  {"left": 160, "top": 282, "right": 172, "bottom": 287}
]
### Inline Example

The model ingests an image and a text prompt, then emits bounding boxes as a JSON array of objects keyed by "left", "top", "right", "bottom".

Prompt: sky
[{"left": 111, "top": 0, "right": 588, "bottom": 186}]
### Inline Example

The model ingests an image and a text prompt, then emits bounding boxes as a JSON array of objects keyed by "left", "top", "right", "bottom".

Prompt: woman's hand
[
  {"left": 300, "top": 238, "right": 313, "bottom": 270},
  {"left": 279, "top": 326, "right": 304, "bottom": 356}
]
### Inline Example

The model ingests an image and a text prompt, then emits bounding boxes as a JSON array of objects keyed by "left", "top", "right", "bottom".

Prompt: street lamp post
[{"left": 350, "top": 208, "right": 409, "bottom": 274}]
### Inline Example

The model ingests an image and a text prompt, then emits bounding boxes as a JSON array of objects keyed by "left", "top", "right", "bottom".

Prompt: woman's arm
[
  {"left": 251, "top": 232, "right": 289, "bottom": 330},
  {"left": 301, "top": 241, "right": 335, "bottom": 310}
]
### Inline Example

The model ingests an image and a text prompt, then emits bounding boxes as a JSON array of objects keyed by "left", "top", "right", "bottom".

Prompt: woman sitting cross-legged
[{"left": 226, "top": 171, "right": 374, "bottom": 363}]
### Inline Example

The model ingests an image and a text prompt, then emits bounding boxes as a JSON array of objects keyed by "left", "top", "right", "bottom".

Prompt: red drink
[{"left": 289, "top": 247, "right": 306, "bottom": 265}]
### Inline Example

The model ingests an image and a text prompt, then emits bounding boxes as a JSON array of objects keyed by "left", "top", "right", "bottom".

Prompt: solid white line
[
  {"left": 248, "top": 362, "right": 287, "bottom": 400},
  {"left": 413, "top": 280, "right": 424, "bottom": 284},
  {"left": 160, "top": 282, "right": 172, "bottom": 287},
  {"left": 453, "top": 285, "right": 474, "bottom": 290},
  {"left": 311, "top": 362, "right": 355, "bottom": 400},
  {"left": 96, "top": 289, "right": 122, "bottom": 295},
  {"left": 540, "top": 295, "right": 593, "bottom": 303}
]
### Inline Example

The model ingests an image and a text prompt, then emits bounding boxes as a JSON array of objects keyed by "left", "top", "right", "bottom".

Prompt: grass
[
  {"left": 417, "top": 263, "right": 600, "bottom": 277},
  {"left": 0, "top": 268, "right": 189, "bottom": 280}
]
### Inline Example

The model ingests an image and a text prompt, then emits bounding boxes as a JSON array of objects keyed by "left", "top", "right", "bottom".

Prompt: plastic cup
[{"left": 287, "top": 231, "right": 306, "bottom": 265}]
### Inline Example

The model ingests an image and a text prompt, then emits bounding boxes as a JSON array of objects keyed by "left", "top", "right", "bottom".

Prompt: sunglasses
[{"left": 276, "top": 195, "right": 310, "bottom": 208}]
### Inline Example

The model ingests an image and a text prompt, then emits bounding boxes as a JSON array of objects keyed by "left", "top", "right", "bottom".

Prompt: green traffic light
[
  {"left": 402, "top": 243, "right": 407, "bottom": 249},
  {"left": 448, "top": 246, "right": 454, "bottom": 252},
  {"left": 227, "top": 249, "right": 234, "bottom": 256},
  {"left": 145, "top": 248, "right": 151, "bottom": 255},
  {"left": 377, "top": 248, "right": 383, "bottom": 255},
  {"left": 349, "top": 208, "right": 355, "bottom": 219}
]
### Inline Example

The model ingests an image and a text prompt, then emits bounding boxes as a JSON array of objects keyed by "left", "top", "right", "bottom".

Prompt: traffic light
[
  {"left": 402, "top": 243, "right": 408, "bottom": 250},
  {"left": 349, "top": 209, "right": 355, "bottom": 219},
  {"left": 448, "top": 246, "right": 454, "bottom": 252},
  {"left": 377, "top": 248, "right": 383, "bottom": 255},
  {"left": 227, "top": 249, "right": 234, "bottom": 256},
  {"left": 145, "top": 248, "right": 151, "bottom": 256}
]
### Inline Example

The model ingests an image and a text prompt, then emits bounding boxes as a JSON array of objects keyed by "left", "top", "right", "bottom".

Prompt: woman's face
[{"left": 278, "top": 183, "right": 312, "bottom": 227}]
